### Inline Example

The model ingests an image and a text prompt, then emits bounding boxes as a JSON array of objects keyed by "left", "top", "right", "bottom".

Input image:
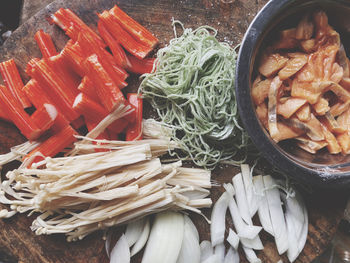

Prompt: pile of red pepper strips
[{"left": 0, "top": 5, "right": 158, "bottom": 165}]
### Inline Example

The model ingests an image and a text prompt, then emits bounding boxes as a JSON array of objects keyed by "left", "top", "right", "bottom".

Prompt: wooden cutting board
[{"left": 0, "top": 0, "right": 346, "bottom": 262}]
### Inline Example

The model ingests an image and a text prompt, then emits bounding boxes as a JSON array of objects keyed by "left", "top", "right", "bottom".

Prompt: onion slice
[
  {"left": 214, "top": 243, "right": 225, "bottom": 262},
  {"left": 131, "top": 218, "right": 151, "bottom": 256},
  {"left": 263, "top": 175, "right": 288, "bottom": 255},
  {"left": 125, "top": 218, "right": 145, "bottom": 247},
  {"left": 227, "top": 228, "right": 239, "bottom": 250},
  {"left": 210, "top": 191, "right": 229, "bottom": 246},
  {"left": 224, "top": 247, "right": 239, "bottom": 263},
  {"left": 241, "top": 164, "right": 258, "bottom": 217},
  {"left": 242, "top": 245, "right": 261, "bottom": 263},
  {"left": 141, "top": 211, "right": 184, "bottom": 263},
  {"left": 232, "top": 173, "right": 252, "bottom": 225},
  {"left": 253, "top": 175, "right": 274, "bottom": 236},
  {"left": 176, "top": 216, "right": 200, "bottom": 263},
  {"left": 200, "top": 240, "right": 213, "bottom": 262},
  {"left": 110, "top": 234, "right": 130, "bottom": 263}
]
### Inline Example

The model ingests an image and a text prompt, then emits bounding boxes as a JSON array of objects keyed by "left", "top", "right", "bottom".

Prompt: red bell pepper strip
[
  {"left": 0, "top": 59, "right": 32, "bottom": 108},
  {"left": 98, "top": 11, "right": 152, "bottom": 59},
  {"left": 0, "top": 85, "right": 41, "bottom": 140},
  {"left": 34, "top": 30, "right": 58, "bottom": 58},
  {"left": 126, "top": 93, "right": 143, "bottom": 141},
  {"left": 127, "top": 55, "right": 156, "bottom": 74},
  {"left": 84, "top": 54, "right": 126, "bottom": 112},
  {"left": 97, "top": 21, "right": 131, "bottom": 68},
  {"left": 70, "top": 116, "right": 85, "bottom": 130},
  {"left": 50, "top": 112, "right": 70, "bottom": 133},
  {"left": 109, "top": 5, "right": 159, "bottom": 48}
]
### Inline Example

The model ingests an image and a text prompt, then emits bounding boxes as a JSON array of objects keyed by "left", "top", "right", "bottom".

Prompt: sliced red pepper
[
  {"left": 77, "top": 76, "right": 97, "bottom": 99},
  {"left": 98, "top": 11, "right": 152, "bottom": 59},
  {"left": 0, "top": 59, "right": 32, "bottom": 108},
  {"left": 28, "top": 59, "right": 79, "bottom": 121},
  {"left": 70, "top": 115, "right": 85, "bottom": 130},
  {"left": 84, "top": 54, "right": 126, "bottom": 112},
  {"left": 77, "top": 30, "right": 129, "bottom": 84},
  {"left": 110, "top": 5, "right": 159, "bottom": 48},
  {"left": 34, "top": 30, "right": 58, "bottom": 58},
  {"left": 97, "top": 21, "right": 131, "bottom": 68},
  {"left": 31, "top": 104, "right": 57, "bottom": 132},
  {"left": 25, "top": 125, "right": 78, "bottom": 165},
  {"left": 127, "top": 55, "right": 155, "bottom": 74},
  {"left": 50, "top": 8, "right": 105, "bottom": 48},
  {"left": 0, "top": 85, "right": 41, "bottom": 140},
  {"left": 25, "top": 58, "right": 40, "bottom": 76},
  {"left": 126, "top": 93, "right": 143, "bottom": 141},
  {"left": 73, "top": 92, "right": 128, "bottom": 133}
]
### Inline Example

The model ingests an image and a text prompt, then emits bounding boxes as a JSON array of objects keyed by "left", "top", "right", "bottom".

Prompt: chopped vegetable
[
  {"left": 210, "top": 191, "right": 229, "bottom": 246},
  {"left": 141, "top": 212, "right": 184, "bottom": 263},
  {"left": 130, "top": 218, "right": 150, "bottom": 256},
  {"left": 110, "top": 234, "right": 130, "bottom": 263}
]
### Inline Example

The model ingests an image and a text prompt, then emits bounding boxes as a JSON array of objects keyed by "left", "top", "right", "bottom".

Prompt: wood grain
[{"left": 0, "top": 0, "right": 346, "bottom": 262}]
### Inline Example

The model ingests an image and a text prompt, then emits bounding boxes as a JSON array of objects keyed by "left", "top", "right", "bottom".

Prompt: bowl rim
[{"left": 235, "top": 0, "right": 350, "bottom": 188}]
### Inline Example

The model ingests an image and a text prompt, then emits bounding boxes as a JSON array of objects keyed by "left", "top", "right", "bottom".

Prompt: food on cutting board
[
  {"left": 0, "top": 3, "right": 308, "bottom": 263},
  {"left": 253, "top": 10, "right": 350, "bottom": 154}
]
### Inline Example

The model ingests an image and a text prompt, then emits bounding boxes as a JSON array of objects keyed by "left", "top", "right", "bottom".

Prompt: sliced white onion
[
  {"left": 253, "top": 175, "right": 274, "bottom": 236},
  {"left": 263, "top": 175, "right": 288, "bottom": 255},
  {"left": 240, "top": 236, "right": 264, "bottom": 250},
  {"left": 227, "top": 196, "right": 261, "bottom": 239},
  {"left": 232, "top": 173, "right": 252, "bottom": 225},
  {"left": 105, "top": 231, "right": 112, "bottom": 258},
  {"left": 125, "top": 217, "right": 145, "bottom": 247},
  {"left": 284, "top": 190, "right": 305, "bottom": 242},
  {"left": 184, "top": 215, "right": 199, "bottom": 241},
  {"left": 285, "top": 207, "right": 299, "bottom": 262},
  {"left": 224, "top": 247, "right": 240, "bottom": 263},
  {"left": 241, "top": 164, "right": 258, "bottom": 217},
  {"left": 141, "top": 211, "right": 184, "bottom": 263},
  {"left": 202, "top": 254, "right": 221, "bottom": 263},
  {"left": 242, "top": 245, "right": 261, "bottom": 263},
  {"left": 130, "top": 218, "right": 151, "bottom": 256},
  {"left": 210, "top": 191, "right": 229, "bottom": 246},
  {"left": 227, "top": 228, "right": 239, "bottom": 250},
  {"left": 214, "top": 243, "right": 225, "bottom": 262},
  {"left": 176, "top": 215, "right": 200, "bottom": 263},
  {"left": 200, "top": 240, "right": 213, "bottom": 262},
  {"left": 276, "top": 260, "right": 283, "bottom": 263},
  {"left": 110, "top": 234, "right": 130, "bottom": 263},
  {"left": 298, "top": 199, "right": 308, "bottom": 254},
  {"left": 223, "top": 183, "right": 235, "bottom": 197}
]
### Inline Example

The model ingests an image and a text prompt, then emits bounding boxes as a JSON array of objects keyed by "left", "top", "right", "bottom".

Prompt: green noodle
[{"left": 139, "top": 21, "right": 250, "bottom": 169}]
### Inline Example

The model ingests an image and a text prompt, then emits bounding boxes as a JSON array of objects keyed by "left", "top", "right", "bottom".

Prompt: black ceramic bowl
[{"left": 236, "top": 0, "right": 350, "bottom": 187}]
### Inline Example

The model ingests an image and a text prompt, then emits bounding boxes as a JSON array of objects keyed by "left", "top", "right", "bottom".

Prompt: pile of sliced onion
[
  {"left": 107, "top": 164, "right": 308, "bottom": 263},
  {"left": 209, "top": 164, "right": 308, "bottom": 263}
]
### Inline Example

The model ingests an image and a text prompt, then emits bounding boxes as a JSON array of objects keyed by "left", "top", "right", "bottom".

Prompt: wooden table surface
[{"left": 0, "top": 0, "right": 347, "bottom": 262}]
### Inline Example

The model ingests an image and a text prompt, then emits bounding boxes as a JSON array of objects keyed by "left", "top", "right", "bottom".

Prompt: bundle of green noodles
[{"left": 139, "top": 21, "right": 249, "bottom": 169}]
